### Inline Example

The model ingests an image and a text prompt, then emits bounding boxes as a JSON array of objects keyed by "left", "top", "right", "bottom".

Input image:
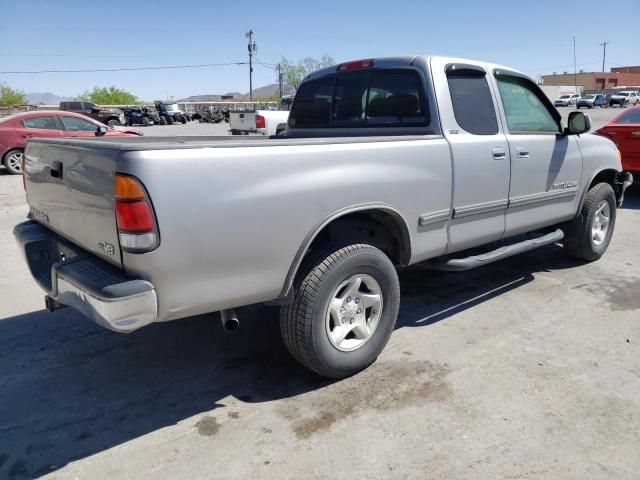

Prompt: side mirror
[
  {"left": 95, "top": 125, "right": 108, "bottom": 137},
  {"left": 565, "top": 111, "right": 591, "bottom": 135},
  {"left": 91, "top": 107, "right": 101, "bottom": 113}
]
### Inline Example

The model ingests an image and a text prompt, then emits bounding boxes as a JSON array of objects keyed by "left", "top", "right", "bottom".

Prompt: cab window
[{"left": 496, "top": 76, "right": 560, "bottom": 133}]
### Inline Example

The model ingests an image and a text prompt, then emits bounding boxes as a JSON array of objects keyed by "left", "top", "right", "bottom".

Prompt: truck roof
[{"left": 303, "top": 55, "right": 526, "bottom": 82}]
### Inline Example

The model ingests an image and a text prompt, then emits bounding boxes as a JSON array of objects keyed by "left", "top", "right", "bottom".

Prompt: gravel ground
[{"left": 0, "top": 106, "right": 638, "bottom": 479}]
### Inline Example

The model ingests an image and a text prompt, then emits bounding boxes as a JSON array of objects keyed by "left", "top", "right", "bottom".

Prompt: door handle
[
  {"left": 492, "top": 147, "right": 506, "bottom": 160},
  {"left": 516, "top": 147, "right": 530, "bottom": 158}
]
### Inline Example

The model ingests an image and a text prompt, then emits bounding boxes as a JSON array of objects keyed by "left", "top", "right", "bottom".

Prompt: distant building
[{"left": 541, "top": 66, "right": 640, "bottom": 90}]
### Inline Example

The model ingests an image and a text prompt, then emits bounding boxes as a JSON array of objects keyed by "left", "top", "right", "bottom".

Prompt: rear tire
[
  {"left": 3, "top": 149, "right": 24, "bottom": 175},
  {"left": 142, "top": 116, "right": 150, "bottom": 126},
  {"left": 107, "top": 118, "right": 121, "bottom": 126},
  {"left": 563, "top": 183, "right": 616, "bottom": 261},
  {"left": 280, "top": 243, "right": 400, "bottom": 378},
  {"left": 159, "top": 117, "right": 167, "bottom": 125},
  {"left": 166, "top": 116, "right": 174, "bottom": 125}
]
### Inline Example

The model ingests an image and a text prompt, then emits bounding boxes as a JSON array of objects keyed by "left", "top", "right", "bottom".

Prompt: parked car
[
  {"left": 154, "top": 101, "right": 187, "bottom": 124},
  {"left": 554, "top": 94, "right": 580, "bottom": 107},
  {"left": 59, "top": 101, "right": 125, "bottom": 126},
  {"left": 595, "top": 105, "right": 640, "bottom": 178},
  {"left": 576, "top": 94, "right": 607, "bottom": 109},
  {"left": 122, "top": 106, "right": 161, "bottom": 126},
  {"left": 0, "top": 111, "right": 141, "bottom": 175},
  {"left": 609, "top": 90, "right": 640, "bottom": 108},
  {"left": 15, "top": 55, "right": 632, "bottom": 378}
]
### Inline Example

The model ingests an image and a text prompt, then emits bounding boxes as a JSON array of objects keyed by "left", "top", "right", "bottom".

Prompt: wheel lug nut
[
  {"left": 355, "top": 298, "right": 359, "bottom": 303},
  {"left": 341, "top": 317, "right": 345, "bottom": 323},
  {"left": 357, "top": 308, "right": 361, "bottom": 314},
  {"left": 373, "top": 310, "right": 378, "bottom": 315},
  {"left": 347, "top": 297, "right": 351, "bottom": 302},
  {"left": 350, "top": 318, "right": 354, "bottom": 324}
]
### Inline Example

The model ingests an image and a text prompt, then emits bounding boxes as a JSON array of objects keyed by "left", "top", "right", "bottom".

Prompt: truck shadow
[
  {"left": 620, "top": 182, "right": 640, "bottom": 210},
  {"left": 0, "top": 243, "right": 601, "bottom": 478}
]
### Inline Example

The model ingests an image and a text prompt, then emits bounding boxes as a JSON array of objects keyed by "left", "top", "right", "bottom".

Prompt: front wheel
[
  {"left": 3, "top": 149, "right": 24, "bottom": 175},
  {"left": 107, "top": 118, "right": 121, "bottom": 126},
  {"left": 280, "top": 244, "right": 400, "bottom": 378},
  {"left": 563, "top": 183, "right": 616, "bottom": 261}
]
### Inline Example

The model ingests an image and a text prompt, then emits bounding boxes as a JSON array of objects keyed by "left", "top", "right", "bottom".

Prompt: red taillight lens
[
  {"left": 255, "top": 114, "right": 265, "bottom": 129},
  {"left": 337, "top": 59, "right": 374, "bottom": 71},
  {"left": 114, "top": 174, "right": 159, "bottom": 251},
  {"left": 115, "top": 202, "right": 154, "bottom": 232}
]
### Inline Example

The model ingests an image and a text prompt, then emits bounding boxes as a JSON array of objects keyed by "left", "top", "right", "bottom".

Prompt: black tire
[
  {"left": 563, "top": 183, "right": 616, "bottom": 261},
  {"left": 280, "top": 243, "right": 400, "bottom": 378},
  {"left": 180, "top": 115, "right": 187, "bottom": 124},
  {"left": 166, "top": 116, "right": 174, "bottom": 125},
  {"left": 159, "top": 117, "right": 167, "bottom": 126},
  {"left": 230, "top": 129, "right": 240, "bottom": 135},
  {"left": 3, "top": 148, "right": 24, "bottom": 175},
  {"left": 142, "top": 116, "right": 150, "bottom": 126},
  {"left": 107, "top": 118, "right": 121, "bottom": 126}
]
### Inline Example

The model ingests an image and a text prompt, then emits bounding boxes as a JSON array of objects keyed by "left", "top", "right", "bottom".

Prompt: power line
[{"left": 0, "top": 62, "right": 248, "bottom": 74}]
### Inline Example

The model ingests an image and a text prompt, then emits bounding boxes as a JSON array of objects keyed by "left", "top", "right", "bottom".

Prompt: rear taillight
[
  {"left": 115, "top": 174, "right": 159, "bottom": 252},
  {"left": 255, "top": 114, "right": 265, "bottom": 129}
]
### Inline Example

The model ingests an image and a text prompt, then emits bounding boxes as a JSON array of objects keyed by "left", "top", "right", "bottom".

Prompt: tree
[
  {"left": 0, "top": 83, "right": 27, "bottom": 106},
  {"left": 278, "top": 55, "right": 335, "bottom": 90},
  {"left": 77, "top": 86, "right": 138, "bottom": 105}
]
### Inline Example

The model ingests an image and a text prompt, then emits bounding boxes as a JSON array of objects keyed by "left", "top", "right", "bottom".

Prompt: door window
[
  {"left": 66, "top": 102, "right": 82, "bottom": 110},
  {"left": 59, "top": 116, "right": 98, "bottom": 132},
  {"left": 446, "top": 69, "right": 498, "bottom": 135},
  {"left": 496, "top": 76, "right": 560, "bottom": 133},
  {"left": 22, "top": 116, "right": 58, "bottom": 130}
]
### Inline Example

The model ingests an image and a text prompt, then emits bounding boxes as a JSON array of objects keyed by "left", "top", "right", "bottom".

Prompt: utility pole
[
  {"left": 278, "top": 63, "right": 283, "bottom": 99},
  {"left": 599, "top": 41, "right": 609, "bottom": 73},
  {"left": 245, "top": 29, "right": 257, "bottom": 101},
  {"left": 573, "top": 36, "right": 577, "bottom": 95}
]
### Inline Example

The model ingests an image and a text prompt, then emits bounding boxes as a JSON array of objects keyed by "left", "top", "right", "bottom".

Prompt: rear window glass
[
  {"left": 614, "top": 109, "right": 640, "bottom": 124},
  {"left": 447, "top": 71, "right": 498, "bottom": 135},
  {"left": 289, "top": 69, "right": 428, "bottom": 128}
]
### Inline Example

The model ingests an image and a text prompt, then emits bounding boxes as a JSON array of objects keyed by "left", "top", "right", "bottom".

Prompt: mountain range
[{"left": 25, "top": 92, "right": 73, "bottom": 104}]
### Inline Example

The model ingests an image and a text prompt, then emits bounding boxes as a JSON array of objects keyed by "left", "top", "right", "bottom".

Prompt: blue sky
[{"left": 1, "top": 0, "right": 638, "bottom": 100}]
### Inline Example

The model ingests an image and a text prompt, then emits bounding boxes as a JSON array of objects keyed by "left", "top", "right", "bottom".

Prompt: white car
[
  {"left": 554, "top": 94, "right": 580, "bottom": 107},
  {"left": 609, "top": 90, "right": 640, "bottom": 108}
]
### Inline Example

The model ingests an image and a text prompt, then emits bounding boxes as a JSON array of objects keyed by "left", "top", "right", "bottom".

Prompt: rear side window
[
  {"left": 289, "top": 69, "right": 428, "bottom": 128},
  {"left": 65, "top": 102, "right": 82, "bottom": 110},
  {"left": 289, "top": 77, "right": 333, "bottom": 128},
  {"left": 22, "top": 116, "right": 58, "bottom": 130},
  {"left": 614, "top": 109, "right": 640, "bottom": 124},
  {"left": 446, "top": 70, "right": 498, "bottom": 135}
]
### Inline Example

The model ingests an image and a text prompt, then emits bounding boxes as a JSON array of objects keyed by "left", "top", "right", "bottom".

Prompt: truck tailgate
[{"left": 24, "top": 139, "right": 123, "bottom": 267}]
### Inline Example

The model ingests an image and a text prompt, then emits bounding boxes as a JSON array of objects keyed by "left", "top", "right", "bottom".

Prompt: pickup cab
[
  {"left": 59, "top": 101, "right": 125, "bottom": 127},
  {"left": 15, "top": 55, "right": 633, "bottom": 378}
]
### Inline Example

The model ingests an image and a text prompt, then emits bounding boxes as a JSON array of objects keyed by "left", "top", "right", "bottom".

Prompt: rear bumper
[{"left": 13, "top": 221, "right": 157, "bottom": 333}]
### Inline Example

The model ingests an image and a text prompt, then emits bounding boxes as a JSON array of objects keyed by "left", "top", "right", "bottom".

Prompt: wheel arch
[
  {"left": 279, "top": 204, "right": 412, "bottom": 298},
  {"left": 579, "top": 168, "right": 624, "bottom": 212}
]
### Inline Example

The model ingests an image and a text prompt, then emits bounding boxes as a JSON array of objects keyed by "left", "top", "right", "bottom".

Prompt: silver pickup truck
[{"left": 14, "top": 55, "right": 633, "bottom": 378}]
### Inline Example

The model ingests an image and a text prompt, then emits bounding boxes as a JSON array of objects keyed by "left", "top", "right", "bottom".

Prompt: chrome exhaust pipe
[{"left": 220, "top": 309, "right": 239, "bottom": 332}]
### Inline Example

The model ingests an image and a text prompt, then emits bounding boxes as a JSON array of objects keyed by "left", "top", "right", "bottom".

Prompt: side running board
[{"left": 425, "top": 229, "right": 564, "bottom": 272}]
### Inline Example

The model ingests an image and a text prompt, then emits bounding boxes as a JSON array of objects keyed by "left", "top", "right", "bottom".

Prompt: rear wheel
[
  {"left": 159, "top": 117, "right": 167, "bottom": 125},
  {"left": 166, "top": 116, "right": 174, "bottom": 125},
  {"left": 3, "top": 149, "right": 24, "bottom": 175},
  {"left": 563, "top": 183, "right": 616, "bottom": 261},
  {"left": 180, "top": 115, "right": 187, "bottom": 124},
  {"left": 107, "top": 118, "right": 121, "bottom": 126},
  {"left": 280, "top": 243, "right": 400, "bottom": 378},
  {"left": 142, "top": 116, "right": 150, "bottom": 126}
]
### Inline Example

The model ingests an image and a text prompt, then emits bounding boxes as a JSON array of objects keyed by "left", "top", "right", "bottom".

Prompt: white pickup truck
[
  {"left": 14, "top": 55, "right": 632, "bottom": 378},
  {"left": 231, "top": 96, "right": 293, "bottom": 136}
]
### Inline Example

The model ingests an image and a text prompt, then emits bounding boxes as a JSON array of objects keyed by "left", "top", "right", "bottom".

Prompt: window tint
[
  {"left": 22, "top": 116, "right": 58, "bottom": 130},
  {"left": 60, "top": 116, "right": 98, "bottom": 132},
  {"left": 447, "top": 71, "right": 498, "bottom": 135},
  {"left": 289, "top": 77, "right": 333, "bottom": 128},
  {"left": 332, "top": 73, "right": 368, "bottom": 125},
  {"left": 289, "top": 69, "right": 428, "bottom": 128},
  {"left": 366, "top": 70, "right": 427, "bottom": 126},
  {"left": 66, "top": 102, "right": 82, "bottom": 110},
  {"left": 83, "top": 102, "right": 96, "bottom": 110},
  {"left": 496, "top": 76, "right": 559, "bottom": 133},
  {"left": 614, "top": 109, "right": 640, "bottom": 124}
]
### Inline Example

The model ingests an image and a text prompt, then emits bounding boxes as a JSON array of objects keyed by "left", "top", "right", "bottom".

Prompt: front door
[{"left": 492, "top": 72, "right": 583, "bottom": 236}]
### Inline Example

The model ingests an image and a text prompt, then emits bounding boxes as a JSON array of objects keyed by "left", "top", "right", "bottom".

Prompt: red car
[
  {"left": 596, "top": 105, "right": 640, "bottom": 177},
  {"left": 0, "top": 111, "right": 141, "bottom": 175}
]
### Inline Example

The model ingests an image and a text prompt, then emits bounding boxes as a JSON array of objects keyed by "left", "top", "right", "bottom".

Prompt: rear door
[
  {"left": 18, "top": 115, "right": 64, "bottom": 142},
  {"left": 493, "top": 71, "right": 583, "bottom": 235},
  {"left": 430, "top": 58, "right": 510, "bottom": 251}
]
